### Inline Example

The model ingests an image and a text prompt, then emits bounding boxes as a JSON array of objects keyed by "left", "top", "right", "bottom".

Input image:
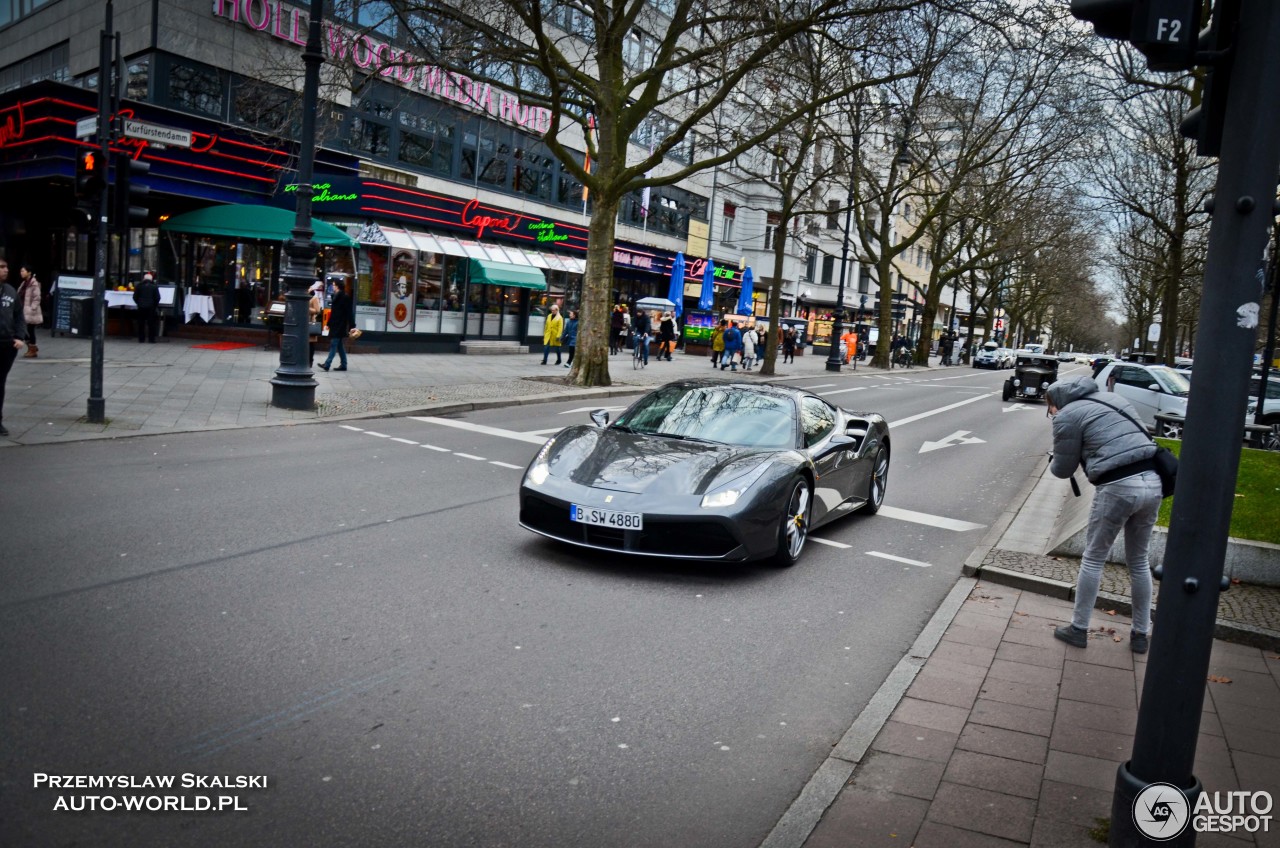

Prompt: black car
[
  {"left": 519, "top": 379, "right": 891, "bottom": 566},
  {"left": 1002, "top": 352, "right": 1060, "bottom": 402}
]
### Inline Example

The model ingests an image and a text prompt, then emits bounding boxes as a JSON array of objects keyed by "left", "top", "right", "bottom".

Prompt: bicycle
[
  {"left": 633, "top": 333, "right": 649, "bottom": 369},
  {"left": 894, "top": 347, "right": 914, "bottom": 369}
]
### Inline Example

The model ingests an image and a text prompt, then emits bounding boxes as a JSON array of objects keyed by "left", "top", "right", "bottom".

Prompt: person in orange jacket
[{"left": 841, "top": 329, "right": 858, "bottom": 364}]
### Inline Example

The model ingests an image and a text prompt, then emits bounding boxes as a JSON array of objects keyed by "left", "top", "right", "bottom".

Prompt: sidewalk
[
  {"left": 1, "top": 334, "right": 904, "bottom": 445},
  {"left": 769, "top": 470, "right": 1280, "bottom": 848}
]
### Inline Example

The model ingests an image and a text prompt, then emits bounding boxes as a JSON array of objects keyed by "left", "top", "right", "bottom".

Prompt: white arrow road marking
[
  {"left": 557, "top": 405, "right": 627, "bottom": 415},
  {"left": 409, "top": 416, "right": 551, "bottom": 444},
  {"left": 876, "top": 505, "right": 985, "bottom": 532},
  {"left": 867, "top": 551, "right": 932, "bottom": 567},
  {"left": 811, "top": 537, "right": 852, "bottom": 549},
  {"left": 888, "top": 393, "right": 996, "bottom": 428},
  {"left": 918, "top": 430, "right": 987, "bottom": 453},
  {"left": 1003, "top": 403, "right": 1032, "bottom": 413}
]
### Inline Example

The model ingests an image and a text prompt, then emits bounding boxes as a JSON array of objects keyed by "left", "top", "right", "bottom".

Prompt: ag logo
[{"left": 1133, "top": 782, "right": 1190, "bottom": 840}]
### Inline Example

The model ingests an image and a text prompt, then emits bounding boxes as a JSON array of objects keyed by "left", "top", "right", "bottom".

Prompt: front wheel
[
  {"left": 1002, "top": 381, "right": 1013, "bottom": 401},
  {"left": 1157, "top": 418, "right": 1184, "bottom": 439},
  {"left": 862, "top": 446, "right": 889, "bottom": 514},
  {"left": 1260, "top": 422, "right": 1280, "bottom": 451},
  {"left": 771, "top": 477, "right": 812, "bottom": 567}
]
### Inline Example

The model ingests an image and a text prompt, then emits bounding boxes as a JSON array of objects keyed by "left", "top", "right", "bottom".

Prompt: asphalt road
[{"left": 0, "top": 362, "right": 1084, "bottom": 847}]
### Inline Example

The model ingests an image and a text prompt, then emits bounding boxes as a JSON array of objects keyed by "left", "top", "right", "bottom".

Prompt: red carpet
[{"left": 190, "top": 342, "right": 259, "bottom": 351}]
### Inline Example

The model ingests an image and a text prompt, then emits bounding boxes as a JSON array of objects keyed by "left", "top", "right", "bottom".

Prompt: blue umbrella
[
  {"left": 666, "top": 252, "right": 686, "bottom": 319},
  {"left": 735, "top": 266, "right": 754, "bottom": 316},
  {"left": 698, "top": 260, "right": 715, "bottom": 311}
]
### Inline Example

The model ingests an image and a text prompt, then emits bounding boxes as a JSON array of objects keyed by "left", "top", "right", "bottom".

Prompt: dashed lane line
[
  {"left": 391, "top": 437, "right": 418, "bottom": 445},
  {"left": 364, "top": 431, "right": 390, "bottom": 438},
  {"left": 811, "top": 537, "right": 852, "bottom": 549},
  {"left": 875, "top": 505, "right": 985, "bottom": 532},
  {"left": 886, "top": 393, "right": 996, "bottom": 428},
  {"left": 454, "top": 453, "right": 487, "bottom": 461},
  {"left": 409, "top": 416, "right": 550, "bottom": 444},
  {"left": 420, "top": 444, "right": 451, "bottom": 452},
  {"left": 867, "top": 551, "right": 932, "bottom": 567},
  {"left": 490, "top": 461, "right": 524, "bottom": 470}
]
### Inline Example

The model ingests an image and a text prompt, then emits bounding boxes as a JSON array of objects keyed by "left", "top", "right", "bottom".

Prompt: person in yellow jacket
[
  {"left": 710, "top": 319, "right": 726, "bottom": 368},
  {"left": 541, "top": 304, "right": 564, "bottom": 365}
]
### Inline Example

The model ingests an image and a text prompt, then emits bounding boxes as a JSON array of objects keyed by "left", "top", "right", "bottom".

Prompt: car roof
[{"left": 1016, "top": 351, "right": 1059, "bottom": 362}]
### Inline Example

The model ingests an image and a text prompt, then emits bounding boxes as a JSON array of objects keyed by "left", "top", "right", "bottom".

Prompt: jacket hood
[{"left": 1046, "top": 374, "right": 1100, "bottom": 408}]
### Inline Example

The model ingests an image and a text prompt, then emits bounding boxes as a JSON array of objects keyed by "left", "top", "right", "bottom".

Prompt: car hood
[{"left": 541, "top": 425, "right": 780, "bottom": 496}]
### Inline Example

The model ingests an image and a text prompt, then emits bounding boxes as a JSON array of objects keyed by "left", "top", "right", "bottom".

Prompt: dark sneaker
[
  {"left": 1054, "top": 624, "right": 1088, "bottom": 648},
  {"left": 1131, "top": 631, "right": 1149, "bottom": 654}
]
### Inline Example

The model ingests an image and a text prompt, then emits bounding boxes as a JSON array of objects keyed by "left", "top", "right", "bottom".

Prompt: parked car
[
  {"left": 973, "top": 342, "right": 1002, "bottom": 369},
  {"left": 1002, "top": 352, "right": 1060, "bottom": 402},
  {"left": 997, "top": 348, "right": 1017, "bottom": 368},
  {"left": 1057, "top": 352, "right": 1076, "bottom": 362},
  {"left": 1248, "top": 369, "right": 1280, "bottom": 450},
  {"left": 1093, "top": 361, "right": 1190, "bottom": 437}
]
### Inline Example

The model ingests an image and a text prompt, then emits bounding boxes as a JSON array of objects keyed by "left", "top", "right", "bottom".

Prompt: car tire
[
  {"left": 861, "top": 446, "right": 889, "bottom": 515},
  {"left": 1158, "top": 418, "right": 1184, "bottom": 439},
  {"left": 1002, "top": 381, "right": 1013, "bottom": 401},
  {"left": 771, "top": 477, "right": 812, "bottom": 567}
]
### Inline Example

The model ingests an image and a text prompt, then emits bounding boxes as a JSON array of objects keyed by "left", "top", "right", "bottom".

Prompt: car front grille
[{"left": 520, "top": 494, "right": 741, "bottom": 559}]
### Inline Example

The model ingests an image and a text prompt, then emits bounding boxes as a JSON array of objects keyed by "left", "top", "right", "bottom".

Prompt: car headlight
[
  {"left": 701, "top": 462, "right": 772, "bottom": 509},
  {"left": 1012, "top": 378, "right": 1020, "bottom": 387},
  {"left": 525, "top": 438, "right": 556, "bottom": 487},
  {"left": 1041, "top": 381, "right": 1050, "bottom": 390}
]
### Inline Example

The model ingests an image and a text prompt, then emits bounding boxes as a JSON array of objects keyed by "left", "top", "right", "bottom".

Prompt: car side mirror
[
  {"left": 1148, "top": 383, "right": 1162, "bottom": 393},
  {"left": 590, "top": 409, "right": 610, "bottom": 427}
]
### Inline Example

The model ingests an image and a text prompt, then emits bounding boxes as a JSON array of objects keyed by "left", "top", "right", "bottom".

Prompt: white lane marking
[
  {"left": 420, "top": 444, "right": 450, "bottom": 452},
  {"left": 801, "top": 383, "right": 838, "bottom": 390},
  {"left": 1003, "top": 403, "right": 1032, "bottom": 413},
  {"left": 391, "top": 437, "right": 418, "bottom": 445},
  {"left": 365, "top": 431, "right": 391, "bottom": 438},
  {"left": 557, "top": 405, "right": 627, "bottom": 415},
  {"left": 340, "top": 425, "right": 364, "bottom": 431},
  {"left": 887, "top": 393, "right": 996, "bottom": 428},
  {"left": 877, "top": 505, "right": 986, "bottom": 532},
  {"left": 409, "top": 416, "right": 551, "bottom": 444},
  {"left": 527, "top": 427, "right": 565, "bottom": 435},
  {"left": 867, "top": 551, "right": 932, "bottom": 567},
  {"left": 454, "top": 453, "right": 487, "bottom": 461},
  {"left": 818, "top": 386, "right": 869, "bottom": 397},
  {"left": 811, "top": 537, "right": 852, "bottom": 549},
  {"left": 918, "top": 430, "right": 987, "bottom": 454},
  {"left": 490, "top": 461, "right": 523, "bottom": 469}
]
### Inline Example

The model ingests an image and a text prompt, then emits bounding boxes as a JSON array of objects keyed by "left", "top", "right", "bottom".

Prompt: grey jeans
[{"left": 1073, "top": 470, "right": 1163, "bottom": 634}]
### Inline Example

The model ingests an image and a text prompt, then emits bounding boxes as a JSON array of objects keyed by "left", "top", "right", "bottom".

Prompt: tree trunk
[
  {"left": 873, "top": 257, "right": 894, "bottom": 368},
  {"left": 758, "top": 224, "right": 790, "bottom": 377},
  {"left": 568, "top": 193, "right": 620, "bottom": 387}
]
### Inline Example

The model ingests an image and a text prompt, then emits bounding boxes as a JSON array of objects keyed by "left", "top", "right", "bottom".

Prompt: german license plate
[
  {"left": 570, "top": 504, "right": 643, "bottom": 530},
  {"left": 1024, "top": 386, "right": 1037, "bottom": 395}
]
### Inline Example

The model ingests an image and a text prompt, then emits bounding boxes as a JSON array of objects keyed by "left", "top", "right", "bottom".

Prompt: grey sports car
[{"left": 518, "top": 379, "right": 891, "bottom": 566}]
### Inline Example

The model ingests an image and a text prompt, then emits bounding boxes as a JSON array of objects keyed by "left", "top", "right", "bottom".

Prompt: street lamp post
[
  {"left": 825, "top": 181, "right": 856, "bottom": 373},
  {"left": 270, "top": 0, "right": 324, "bottom": 410}
]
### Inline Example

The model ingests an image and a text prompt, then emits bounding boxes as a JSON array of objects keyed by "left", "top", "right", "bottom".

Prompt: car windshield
[
  {"left": 614, "top": 385, "right": 797, "bottom": 449},
  {"left": 1250, "top": 375, "right": 1280, "bottom": 400},
  {"left": 1148, "top": 366, "right": 1191, "bottom": 396}
]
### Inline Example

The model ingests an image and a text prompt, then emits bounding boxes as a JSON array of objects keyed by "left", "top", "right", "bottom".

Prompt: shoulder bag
[{"left": 1082, "top": 397, "right": 1178, "bottom": 497}]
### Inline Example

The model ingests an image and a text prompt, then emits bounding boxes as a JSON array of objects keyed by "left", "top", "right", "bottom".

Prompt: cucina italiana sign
[{"left": 211, "top": 0, "right": 553, "bottom": 135}]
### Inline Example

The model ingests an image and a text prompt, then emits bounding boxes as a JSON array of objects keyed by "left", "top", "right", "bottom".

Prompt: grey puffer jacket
[{"left": 1046, "top": 375, "right": 1155, "bottom": 483}]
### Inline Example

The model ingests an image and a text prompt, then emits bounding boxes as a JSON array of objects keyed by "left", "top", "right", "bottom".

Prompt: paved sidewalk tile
[
  {"left": 803, "top": 787, "right": 928, "bottom": 848},
  {"left": 926, "top": 782, "right": 1036, "bottom": 842}
]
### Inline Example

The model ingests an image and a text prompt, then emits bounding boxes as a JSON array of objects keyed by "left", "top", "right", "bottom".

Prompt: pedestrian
[
  {"left": 841, "top": 328, "right": 857, "bottom": 365},
  {"left": 1046, "top": 374, "right": 1163, "bottom": 654},
  {"left": 541, "top": 304, "right": 563, "bottom": 365},
  {"left": 632, "top": 307, "right": 652, "bottom": 365},
  {"left": 132, "top": 271, "right": 161, "bottom": 344},
  {"left": 658, "top": 311, "right": 675, "bottom": 361},
  {"left": 610, "top": 304, "right": 625, "bottom": 355},
  {"left": 721, "top": 320, "right": 742, "bottom": 371},
  {"left": 307, "top": 286, "right": 324, "bottom": 366},
  {"left": 782, "top": 328, "right": 796, "bottom": 364},
  {"left": 711, "top": 319, "right": 725, "bottom": 367},
  {"left": 0, "top": 258, "right": 25, "bottom": 437},
  {"left": 562, "top": 309, "right": 579, "bottom": 367},
  {"left": 741, "top": 324, "right": 757, "bottom": 370},
  {"left": 318, "top": 279, "right": 354, "bottom": 372},
  {"left": 17, "top": 264, "right": 41, "bottom": 357}
]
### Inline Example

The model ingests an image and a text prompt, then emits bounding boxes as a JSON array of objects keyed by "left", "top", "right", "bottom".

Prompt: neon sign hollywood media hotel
[{"left": 211, "top": 0, "right": 554, "bottom": 135}]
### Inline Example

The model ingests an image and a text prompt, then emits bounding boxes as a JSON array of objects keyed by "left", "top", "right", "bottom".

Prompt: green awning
[
  {"left": 469, "top": 258, "right": 547, "bottom": 291},
  {"left": 160, "top": 204, "right": 357, "bottom": 247}
]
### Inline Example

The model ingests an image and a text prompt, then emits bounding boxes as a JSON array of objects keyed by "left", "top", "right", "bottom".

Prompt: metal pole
[
  {"left": 270, "top": 0, "right": 323, "bottom": 409},
  {"left": 87, "top": 1, "right": 113, "bottom": 424},
  {"left": 826, "top": 180, "right": 855, "bottom": 373},
  {"left": 1109, "top": 1, "right": 1280, "bottom": 844}
]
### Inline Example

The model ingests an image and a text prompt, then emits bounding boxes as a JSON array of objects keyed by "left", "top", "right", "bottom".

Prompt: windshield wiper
[
  {"left": 610, "top": 423, "right": 641, "bottom": 434},
  {"left": 652, "top": 431, "right": 724, "bottom": 445}
]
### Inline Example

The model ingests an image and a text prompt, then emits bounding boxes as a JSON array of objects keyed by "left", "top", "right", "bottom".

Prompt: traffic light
[
  {"left": 75, "top": 149, "right": 106, "bottom": 198},
  {"left": 113, "top": 152, "right": 151, "bottom": 228},
  {"left": 1070, "top": 0, "right": 1201, "bottom": 71},
  {"left": 1179, "top": 0, "right": 1240, "bottom": 157}
]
